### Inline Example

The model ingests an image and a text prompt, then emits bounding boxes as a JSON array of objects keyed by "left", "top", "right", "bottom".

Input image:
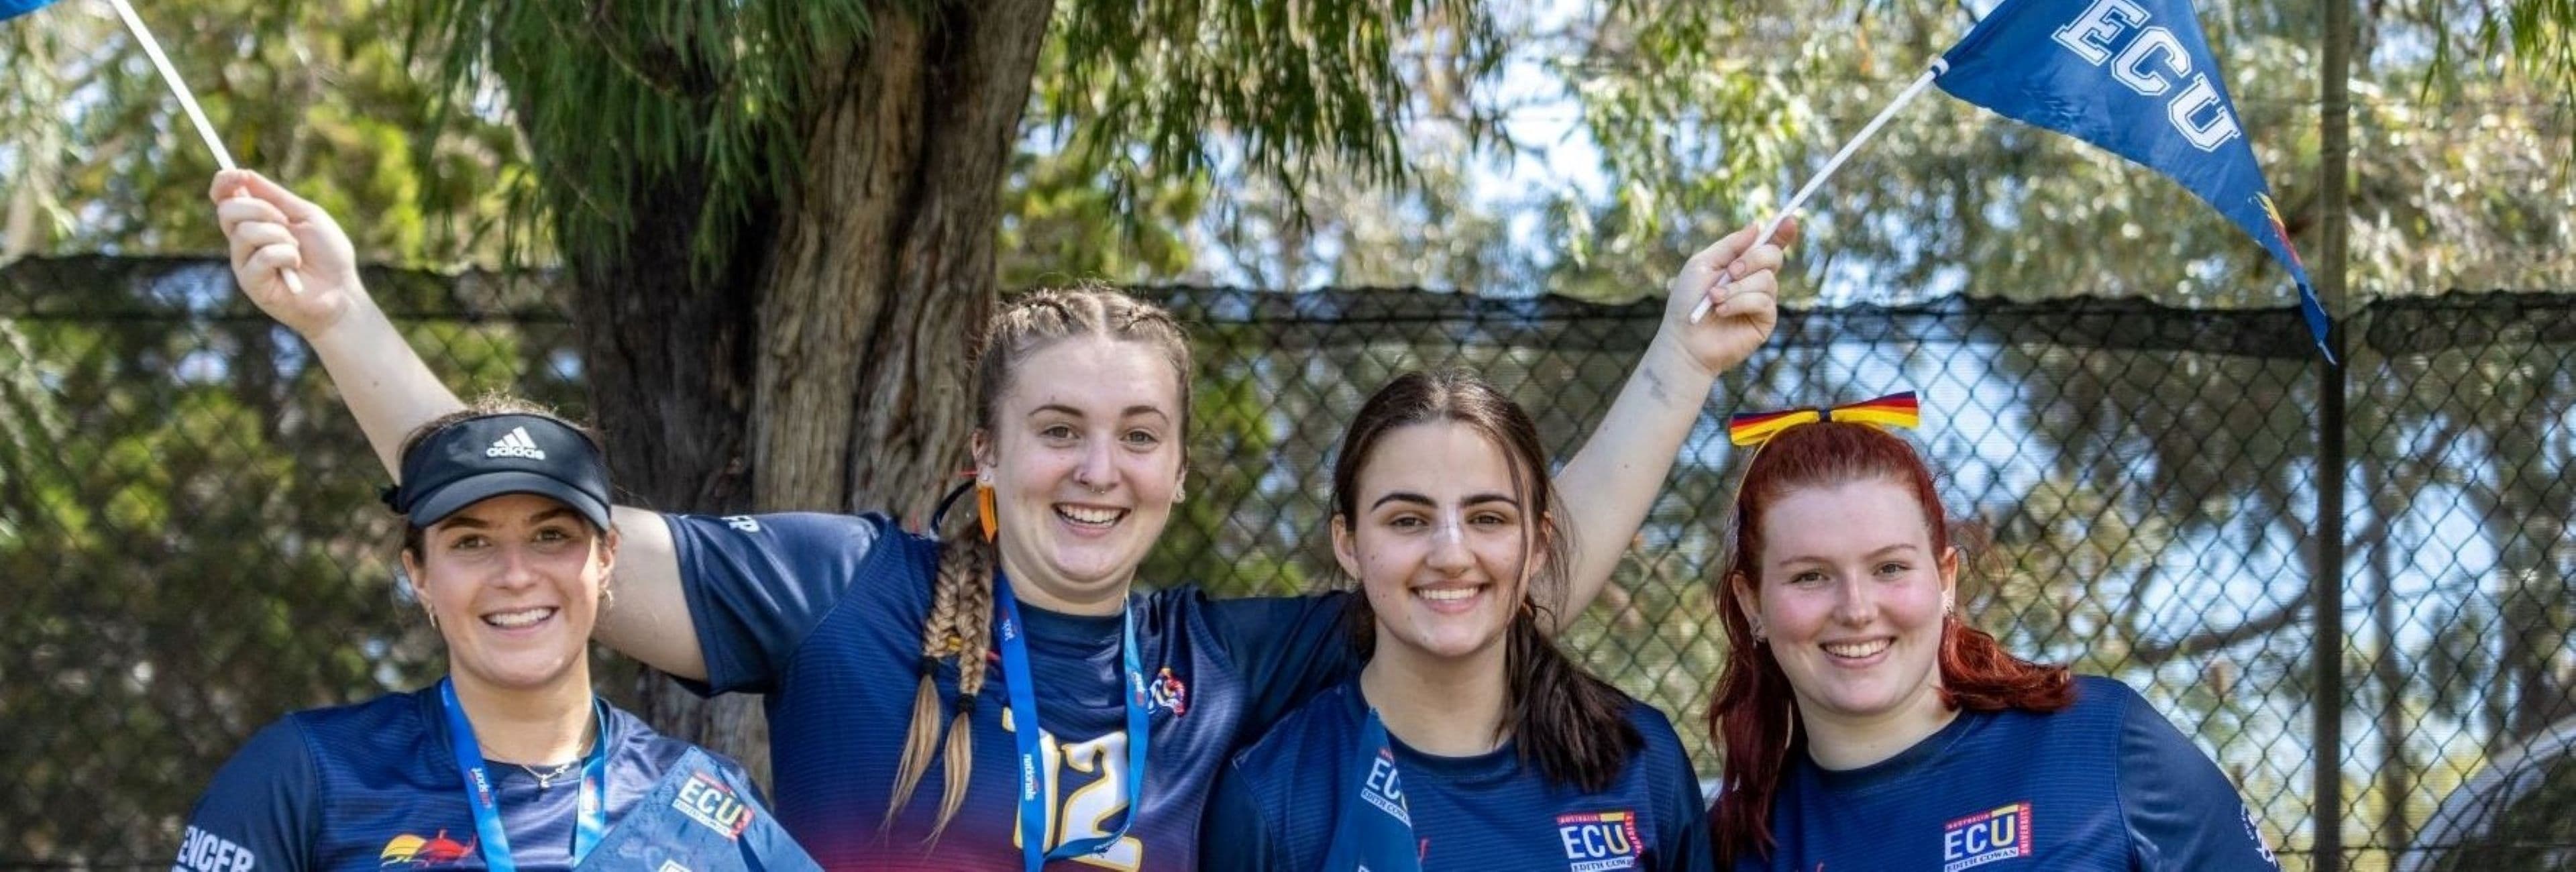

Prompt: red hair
[{"left": 1706, "top": 421, "right": 2074, "bottom": 864}]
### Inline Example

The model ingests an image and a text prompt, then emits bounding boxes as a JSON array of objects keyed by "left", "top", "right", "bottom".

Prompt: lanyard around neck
[
  {"left": 992, "top": 571, "right": 1150, "bottom": 872},
  {"left": 439, "top": 678, "right": 608, "bottom": 871},
  {"left": 1322, "top": 707, "right": 1424, "bottom": 872}
]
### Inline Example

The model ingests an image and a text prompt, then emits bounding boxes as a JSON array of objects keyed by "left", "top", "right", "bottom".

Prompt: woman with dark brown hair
[
  {"left": 214, "top": 167, "right": 1791, "bottom": 871},
  {"left": 1707, "top": 410, "right": 2280, "bottom": 871},
  {"left": 1203, "top": 370, "right": 1708, "bottom": 872}
]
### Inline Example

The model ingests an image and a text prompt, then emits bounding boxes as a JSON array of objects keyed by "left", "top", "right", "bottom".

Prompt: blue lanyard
[
  {"left": 993, "top": 571, "right": 1150, "bottom": 872},
  {"left": 1321, "top": 708, "right": 1423, "bottom": 872},
  {"left": 439, "top": 678, "right": 609, "bottom": 871}
]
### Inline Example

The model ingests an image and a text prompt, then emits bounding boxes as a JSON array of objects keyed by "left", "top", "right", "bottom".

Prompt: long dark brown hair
[
  {"left": 1331, "top": 369, "right": 1641, "bottom": 792},
  {"left": 1707, "top": 421, "right": 2074, "bottom": 863}
]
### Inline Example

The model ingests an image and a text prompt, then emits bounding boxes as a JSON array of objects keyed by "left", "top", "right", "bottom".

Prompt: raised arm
[
  {"left": 209, "top": 170, "right": 464, "bottom": 472},
  {"left": 210, "top": 170, "right": 707, "bottom": 680},
  {"left": 1551, "top": 220, "right": 1796, "bottom": 630}
]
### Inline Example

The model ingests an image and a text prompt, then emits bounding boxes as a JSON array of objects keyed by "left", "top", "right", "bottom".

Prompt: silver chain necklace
[{"left": 517, "top": 759, "right": 579, "bottom": 792}]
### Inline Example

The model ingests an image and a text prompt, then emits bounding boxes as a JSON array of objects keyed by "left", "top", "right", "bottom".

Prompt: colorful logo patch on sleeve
[
  {"left": 1941, "top": 802, "right": 2033, "bottom": 871},
  {"left": 1554, "top": 810, "right": 1644, "bottom": 872},
  {"left": 378, "top": 830, "right": 474, "bottom": 867},
  {"left": 1150, "top": 666, "right": 1189, "bottom": 717},
  {"left": 673, "top": 771, "right": 755, "bottom": 840}
]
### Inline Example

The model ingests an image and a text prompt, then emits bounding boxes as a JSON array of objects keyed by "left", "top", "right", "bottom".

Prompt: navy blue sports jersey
[
  {"left": 172, "top": 687, "right": 813, "bottom": 871},
  {"left": 666, "top": 511, "right": 1361, "bottom": 870},
  {"left": 1201, "top": 677, "right": 1711, "bottom": 872},
  {"left": 1733, "top": 675, "right": 2280, "bottom": 871}
]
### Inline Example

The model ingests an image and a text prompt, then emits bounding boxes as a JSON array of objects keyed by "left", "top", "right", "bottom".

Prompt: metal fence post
[{"left": 2314, "top": 0, "right": 2357, "bottom": 867}]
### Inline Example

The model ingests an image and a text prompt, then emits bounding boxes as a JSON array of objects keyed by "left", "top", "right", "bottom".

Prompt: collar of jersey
[
  {"left": 1803, "top": 702, "right": 1983, "bottom": 793},
  {"left": 1339, "top": 676, "right": 1523, "bottom": 783},
  {"left": 414, "top": 682, "right": 628, "bottom": 775},
  {"left": 1011, "top": 596, "right": 1127, "bottom": 646}
]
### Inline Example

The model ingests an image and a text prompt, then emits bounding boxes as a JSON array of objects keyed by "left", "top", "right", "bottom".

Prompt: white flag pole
[
  {"left": 105, "top": 0, "right": 303, "bottom": 294},
  {"left": 1691, "top": 62, "right": 1948, "bottom": 323}
]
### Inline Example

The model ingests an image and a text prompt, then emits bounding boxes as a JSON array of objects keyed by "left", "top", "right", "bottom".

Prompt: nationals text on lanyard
[{"left": 993, "top": 571, "right": 1151, "bottom": 872}]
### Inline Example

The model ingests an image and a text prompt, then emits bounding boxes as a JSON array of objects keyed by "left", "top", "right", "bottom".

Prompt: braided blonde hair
[{"left": 885, "top": 284, "right": 1192, "bottom": 841}]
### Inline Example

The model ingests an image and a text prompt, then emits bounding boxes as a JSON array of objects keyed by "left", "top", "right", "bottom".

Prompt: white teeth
[
  {"left": 1056, "top": 505, "right": 1124, "bottom": 525},
  {"left": 484, "top": 608, "right": 555, "bottom": 629},
  {"left": 1823, "top": 639, "right": 1890, "bottom": 659},
  {"left": 1416, "top": 587, "right": 1481, "bottom": 602}
]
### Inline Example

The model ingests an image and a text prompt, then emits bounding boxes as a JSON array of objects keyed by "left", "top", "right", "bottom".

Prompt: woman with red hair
[{"left": 1707, "top": 412, "right": 2280, "bottom": 871}]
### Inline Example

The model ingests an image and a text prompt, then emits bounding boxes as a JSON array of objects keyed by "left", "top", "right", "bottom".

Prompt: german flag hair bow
[{"left": 1727, "top": 392, "right": 1922, "bottom": 447}]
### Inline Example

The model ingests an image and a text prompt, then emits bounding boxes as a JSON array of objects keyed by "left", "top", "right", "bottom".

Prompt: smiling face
[
  {"left": 402, "top": 492, "right": 616, "bottom": 696},
  {"left": 1334, "top": 421, "right": 1540, "bottom": 663},
  {"left": 972, "top": 334, "right": 1187, "bottom": 613},
  {"left": 1735, "top": 477, "right": 1957, "bottom": 737}
]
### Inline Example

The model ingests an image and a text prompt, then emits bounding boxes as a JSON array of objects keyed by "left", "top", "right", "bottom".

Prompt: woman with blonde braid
[{"left": 212, "top": 167, "right": 1797, "bottom": 870}]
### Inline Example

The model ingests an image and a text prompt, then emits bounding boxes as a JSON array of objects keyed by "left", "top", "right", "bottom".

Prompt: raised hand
[
  {"left": 209, "top": 170, "right": 365, "bottom": 337},
  {"left": 1662, "top": 218, "right": 1799, "bottom": 378}
]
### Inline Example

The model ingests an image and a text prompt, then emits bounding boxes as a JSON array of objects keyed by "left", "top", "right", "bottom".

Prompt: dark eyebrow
[
  {"left": 1368, "top": 492, "right": 1521, "bottom": 511},
  {"left": 1370, "top": 492, "right": 1435, "bottom": 512},
  {"left": 434, "top": 506, "right": 580, "bottom": 531},
  {"left": 529, "top": 506, "right": 581, "bottom": 525}
]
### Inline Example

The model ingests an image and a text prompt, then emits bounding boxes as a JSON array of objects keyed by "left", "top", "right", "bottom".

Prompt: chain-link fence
[{"left": 5, "top": 255, "right": 2573, "bottom": 870}]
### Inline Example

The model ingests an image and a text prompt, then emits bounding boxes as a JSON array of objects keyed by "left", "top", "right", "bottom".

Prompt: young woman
[
  {"left": 174, "top": 402, "right": 816, "bottom": 871},
  {"left": 1706, "top": 411, "right": 2281, "bottom": 871},
  {"left": 1203, "top": 371, "right": 1710, "bottom": 871},
  {"left": 211, "top": 168, "right": 1794, "bottom": 869}
]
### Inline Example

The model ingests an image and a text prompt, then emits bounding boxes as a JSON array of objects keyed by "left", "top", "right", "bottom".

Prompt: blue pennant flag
[
  {"left": 1935, "top": 0, "right": 2333, "bottom": 360},
  {"left": 1, "top": 0, "right": 59, "bottom": 20}
]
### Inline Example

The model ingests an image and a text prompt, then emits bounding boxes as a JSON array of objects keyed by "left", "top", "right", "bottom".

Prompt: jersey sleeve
[
  {"left": 1640, "top": 710, "right": 1714, "bottom": 872},
  {"left": 172, "top": 719, "right": 319, "bottom": 872},
  {"left": 1201, "top": 591, "right": 1360, "bottom": 732},
  {"left": 2114, "top": 688, "right": 2283, "bottom": 871},
  {"left": 1198, "top": 760, "right": 1288, "bottom": 872},
  {"left": 665, "top": 511, "right": 889, "bottom": 694}
]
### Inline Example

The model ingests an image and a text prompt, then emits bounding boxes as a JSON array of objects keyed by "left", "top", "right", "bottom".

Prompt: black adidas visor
[{"left": 382, "top": 413, "right": 612, "bottom": 531}]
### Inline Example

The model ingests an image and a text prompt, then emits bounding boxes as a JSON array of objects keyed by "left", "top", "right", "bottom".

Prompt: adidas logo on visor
[{"left": 485, "top": 427, "right": 547, "bottom": 461}]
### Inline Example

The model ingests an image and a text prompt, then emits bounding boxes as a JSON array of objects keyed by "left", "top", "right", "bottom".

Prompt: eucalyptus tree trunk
[{"left": 553, "top": 0, "right": 1055, "bottom": 774}]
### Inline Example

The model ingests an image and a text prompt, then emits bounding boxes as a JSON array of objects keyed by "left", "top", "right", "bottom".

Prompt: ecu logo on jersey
[
  {"left": 1941, "top": 802, "right": 2033, "bottom": 871},
  {"left": 674, "top": 771, "right": 755, "bottom": 840},
  {"left": 1554, "top": 810, "right": 1643, "bottom": 872}
]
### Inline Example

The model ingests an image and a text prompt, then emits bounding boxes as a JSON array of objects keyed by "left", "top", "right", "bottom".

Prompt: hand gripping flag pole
[
  {"left": 1693, "top": 0, "right": 2333, "bottom": 361},
  {"left": 9, "top": 0, "right": 303, "bottom": 294}
]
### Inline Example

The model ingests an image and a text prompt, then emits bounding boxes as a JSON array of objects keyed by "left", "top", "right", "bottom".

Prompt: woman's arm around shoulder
[
  {"left": 173, "top": 718, "right": 321, "bottom": 872},
  {"left": 1633, "top": 704, "right": 1716, "bottom": 872},
  {"left": 209, "top": 171, "right": 712, "bottom": 678},
  {"left": 1200, "top": 758, "right": 1290, "bottom": 872},
  {"left": 1197, "top": 590, "right": 1360, "bottom": 732}
]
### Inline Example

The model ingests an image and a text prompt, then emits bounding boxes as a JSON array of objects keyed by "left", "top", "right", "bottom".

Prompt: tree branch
[{"left": 2131, "top": 596, "right": 2312, "bottom": 665}]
